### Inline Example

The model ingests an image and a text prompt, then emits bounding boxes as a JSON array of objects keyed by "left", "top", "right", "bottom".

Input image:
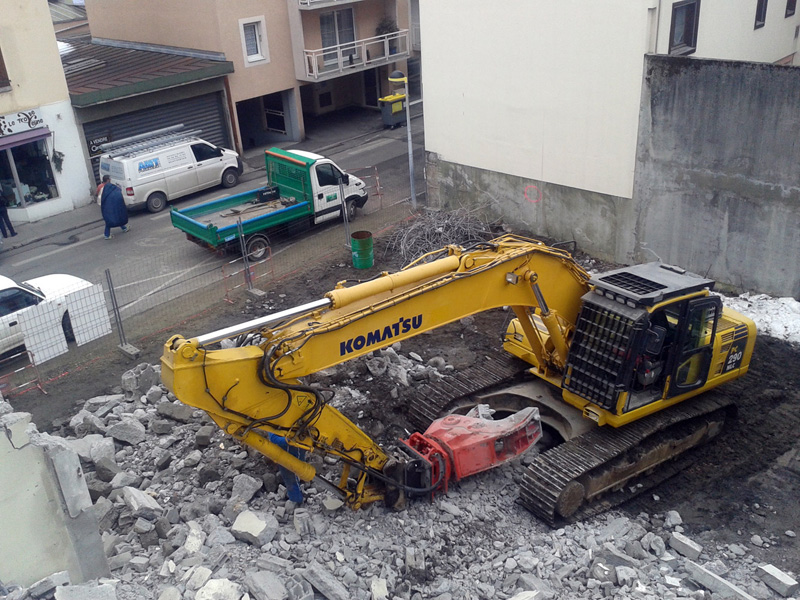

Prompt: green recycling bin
[{"left": 379, "top": 93, "right": 406, "bottom": 129}]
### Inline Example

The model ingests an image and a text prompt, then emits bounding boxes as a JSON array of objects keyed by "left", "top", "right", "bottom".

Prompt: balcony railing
[{"left": 303, "top": 30, "right": 409, "bottom": 80}]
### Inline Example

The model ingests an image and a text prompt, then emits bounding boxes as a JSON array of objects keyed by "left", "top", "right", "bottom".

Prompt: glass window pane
[{"left": 244, "top": 23, "right": 259, "bottom": 57}]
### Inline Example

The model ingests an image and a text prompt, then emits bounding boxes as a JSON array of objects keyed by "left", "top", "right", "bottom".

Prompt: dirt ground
[{"left": 11, "top": 235, "right": 800, "bottom": 576}]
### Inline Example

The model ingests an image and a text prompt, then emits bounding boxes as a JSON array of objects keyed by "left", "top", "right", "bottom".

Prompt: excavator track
[
  {"left": 518, "top": 394, "right": 735, "bottom": 526},
  {"left": 406, "top": 360, "right": 736, "bottom": 527},
  {"left": 406, "top": 354, "right": 529, "bottom": 431}
]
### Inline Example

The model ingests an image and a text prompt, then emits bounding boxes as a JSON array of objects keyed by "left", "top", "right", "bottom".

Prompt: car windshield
[{"left": 18, "top": 281, "right": 43, "bottom": 296}]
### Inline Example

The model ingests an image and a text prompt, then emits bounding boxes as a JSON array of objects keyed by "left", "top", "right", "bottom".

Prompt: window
[
  {"left": 669, "top": 0, "right": 701, "bottom": 55},
  {"left": 191, "top": 143, "right": 220, "bottom": 162},
  {"left": 320, "top": 8, "right": 356, "bottom": 64},
  {"left": 0, "top": 45, "right": 9, "bottom": 89},
  {"left": 315, "top": 163, "right": 343, "bottom": 187},
  {"left": 0, "top": 288, "right": 40, "bottom": 317},
  {"left": 787, "top": 0, "right": 797, "bottom": 17},
  {"left": 755, "top": 0, "right": 768, "bottom": 27},
  {"left": 239, "top": 17, "right": 269, "bottom": 66}
]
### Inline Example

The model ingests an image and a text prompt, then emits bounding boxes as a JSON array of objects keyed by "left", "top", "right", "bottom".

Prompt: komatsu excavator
[{"left": 161, "top": 234, "right": 755, "bottom": 525}]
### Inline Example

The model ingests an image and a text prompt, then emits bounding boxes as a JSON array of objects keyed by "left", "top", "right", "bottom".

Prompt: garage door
[{"left": 84, "top": 93, "right": 230, "bottom": 183}]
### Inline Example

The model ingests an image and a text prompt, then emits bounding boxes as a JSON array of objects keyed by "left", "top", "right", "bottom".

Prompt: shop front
[
  {"left": 0, "top": 127, "right": 59, "bottom": 208},
  {"left": 0, "top": 105, "right": 94, "bottom": 223}
]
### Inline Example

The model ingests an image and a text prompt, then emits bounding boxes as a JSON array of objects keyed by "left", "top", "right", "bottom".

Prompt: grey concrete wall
[
  {"left": 0, "top": 411, "right": 109, "bottom": 588},
  {"left": 425, "top": 153, "right": 630, "bottom": 264},
  {"left": 632, "top": 55, "right": 800, "bottom": 298},
  {"left": 426, "top": 55, "right": 800, "bottom": 298}
]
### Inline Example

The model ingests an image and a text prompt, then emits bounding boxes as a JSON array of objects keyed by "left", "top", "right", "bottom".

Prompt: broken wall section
[{"left": 0, "top": 402, "right": 109, "bottom": 587}]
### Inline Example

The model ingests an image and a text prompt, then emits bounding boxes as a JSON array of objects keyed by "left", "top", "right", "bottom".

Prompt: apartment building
[
  {"left": 0, "top": 0, "right": 94, "bottom": 222},
  {"left": 421, "top": 0, "right": 800, "bottom": 296},
  {"left": 85, "top": 0, "right": 411, "bottom": 152}
]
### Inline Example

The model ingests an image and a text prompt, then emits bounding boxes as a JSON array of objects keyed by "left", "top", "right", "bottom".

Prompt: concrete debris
[
  {"left": 758, "top": 564, "right": 799, "bottom": 597},
  {"left": 3, "top": 364, "right": 795, "bottom": 600}
]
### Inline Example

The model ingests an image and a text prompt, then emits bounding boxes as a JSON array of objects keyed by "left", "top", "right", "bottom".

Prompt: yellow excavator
[{"left": 161, "top": 234, "right": 755, "bottom": 525}]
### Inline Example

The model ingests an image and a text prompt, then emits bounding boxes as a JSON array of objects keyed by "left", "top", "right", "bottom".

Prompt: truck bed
[{"left": 170, "top": 187, "right": 312, "bottom": 249}]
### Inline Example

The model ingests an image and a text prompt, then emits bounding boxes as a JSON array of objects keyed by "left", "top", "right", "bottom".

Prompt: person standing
[
  {"left": 0, "top": 194, "right": 17, "bottom": 238},
  {"left": 99, "top": 175, "right": 130, "bottom": 239}
]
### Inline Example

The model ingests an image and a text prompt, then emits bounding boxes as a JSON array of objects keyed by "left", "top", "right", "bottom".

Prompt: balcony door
[{"left": 321, "top": 8, "right": 356, "bottom": 65}]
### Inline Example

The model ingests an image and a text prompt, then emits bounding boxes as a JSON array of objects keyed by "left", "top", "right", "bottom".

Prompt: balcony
[
  {"left": 298, "top": 0, "right": 366, "bottom": 8},
  {"left": 302, "top": 30, "right": 409, "bottom": 81}
]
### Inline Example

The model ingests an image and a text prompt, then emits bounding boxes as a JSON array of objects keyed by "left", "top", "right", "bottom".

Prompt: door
[
  {"left": 667, "top": 297, "right": 721, "bottom": 398},
  {"left": 364, "top": 69, "right": 379, "bottom": 108},
  {"left": 0, "top": 287, "right": 42, "bottom": 355},
  {"left": 161, "top": 147, "right": 199, "bottom": 198},
  {"left": 320, "top": 8, "right": 356, "bottom": 65},
  {"left": 191, "top": 143, "right": 225, "bottom": 188},
  {"left": 312, "top": 161, "right": 347, "bottom": 223}
]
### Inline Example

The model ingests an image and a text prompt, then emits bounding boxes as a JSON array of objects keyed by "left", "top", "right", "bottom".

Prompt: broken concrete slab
[
  {"left": 121, "top": 486, "right": 162, "bottom": 520},
  {"left": 685, "top": 560, "right": 758, "bottom": 600},
  {"left": 669, "top": 531, "right": 703, "bottom": 560},
  {"left": 53, "top": 582, "right": 117, "bottom": 600},
  {"left": 231, "top": 511, "right": 279, "bottom": 547},
  {"left": 195, "top": 578, "right": 243, "bottom": 600},
  {"left": 300, "top": 563, "right": 349, "bottom": 600},
  {"left": 757, "top": 564, "right": 799, "bottom": 597},
  {"left": 244, "top": 570, "right": 288, "bottom": 600}
]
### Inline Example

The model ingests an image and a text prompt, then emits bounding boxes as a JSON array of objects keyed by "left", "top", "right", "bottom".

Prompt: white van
[{"left": 98, "top": 131, "right": 243, "bottom": 213}]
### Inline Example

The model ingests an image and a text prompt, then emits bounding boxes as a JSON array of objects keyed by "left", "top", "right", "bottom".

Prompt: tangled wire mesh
[{"left": 384, "top": 207, "right": 500, "bottom": 263}]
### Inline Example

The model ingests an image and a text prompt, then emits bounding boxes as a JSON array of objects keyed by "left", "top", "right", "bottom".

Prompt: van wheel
[
  {"left": 245, "top": 234, "right": 270, "bottom": 261},
  {"left": 222, "top": 168, "right": 239, "bottom": 188},
  {"left": 147, "top": 192, "right": 167, "bottom": 213},
  {"left": 344, "top": 197, "right": 358, "bottom": 221},
  {"left": 62, "top": 312, "right": 75, "bottom": 343}
]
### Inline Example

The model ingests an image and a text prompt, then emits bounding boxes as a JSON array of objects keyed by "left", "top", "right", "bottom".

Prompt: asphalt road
[{"left": 2, "top": 115, "right": 426, "bottom": 322}]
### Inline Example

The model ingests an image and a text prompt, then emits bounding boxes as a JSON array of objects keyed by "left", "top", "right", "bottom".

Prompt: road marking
[{"left": 12, "top": 235, "right": 101, "bottom": 267}]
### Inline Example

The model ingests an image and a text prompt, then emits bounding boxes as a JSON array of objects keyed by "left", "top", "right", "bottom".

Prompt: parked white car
[{"left": 0, "top": 274, "right": 93, "bottom": 356}]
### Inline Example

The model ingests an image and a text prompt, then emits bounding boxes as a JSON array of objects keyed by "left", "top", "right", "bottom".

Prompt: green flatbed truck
[{"left": 170, "top": 147, "right": 369, "bottom": 259}]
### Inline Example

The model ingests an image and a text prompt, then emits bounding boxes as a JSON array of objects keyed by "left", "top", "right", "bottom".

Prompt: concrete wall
[
  {"left": 421, "top": 0, "right": 651, "bottom": 201},
  {"left": 631, "top": 55, "right": 800, "bottom": 298},
  {"left": 0, "top": 411, "right": 108, "bottom": 587}
]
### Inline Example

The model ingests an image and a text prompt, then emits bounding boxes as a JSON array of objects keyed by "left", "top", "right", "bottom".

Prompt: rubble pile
[{"left": 1, "top": 358, "right": 798, "bottom": 600}]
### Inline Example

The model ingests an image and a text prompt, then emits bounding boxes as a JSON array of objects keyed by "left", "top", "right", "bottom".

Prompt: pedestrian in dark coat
[
  {"left": 99, "top": 175, "right": 130, "bottom": 239},
  {"left": 0, "top": 194, "right": 17, "bottom": 238}
]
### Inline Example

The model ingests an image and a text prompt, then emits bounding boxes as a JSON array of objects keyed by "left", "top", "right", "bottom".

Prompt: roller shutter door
[{"left": 84, "top": 92, "right": 230, "bottom": 182}]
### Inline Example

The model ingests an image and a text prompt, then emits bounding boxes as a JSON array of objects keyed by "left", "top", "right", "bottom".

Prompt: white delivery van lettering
[
  {"left": 165, "top": 151, "right": 188, "bottom": 165},
  {"left": 138, "top": 158, "right": 161, "bottom": 173}
]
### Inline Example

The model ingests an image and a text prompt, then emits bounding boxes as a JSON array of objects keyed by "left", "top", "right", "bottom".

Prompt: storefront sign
[
  {"left": 88, "top": 134, "right": 112, "bottom": 157},
  {"left": 0, "top": 109, "right": 45, "bottom": 137}
]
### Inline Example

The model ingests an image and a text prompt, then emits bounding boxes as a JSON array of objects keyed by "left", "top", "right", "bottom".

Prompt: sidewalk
[{"left": 3, "top": 101, "right": 423, "bottom": 255}]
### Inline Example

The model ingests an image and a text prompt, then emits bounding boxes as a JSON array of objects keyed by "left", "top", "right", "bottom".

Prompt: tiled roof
[{"left": 61, "top": 36, "right": 233, "bottom": 107}]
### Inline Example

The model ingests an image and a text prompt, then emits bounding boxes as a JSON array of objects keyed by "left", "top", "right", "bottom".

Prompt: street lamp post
[{"left": 389, "top": 70, "right": 416, "bottom": 210}]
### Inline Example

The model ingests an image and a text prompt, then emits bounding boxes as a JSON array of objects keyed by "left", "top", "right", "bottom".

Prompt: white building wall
[
  {"left": 658, "top": 0, "right": 800, "bottom": 61},
  {"left": 421, "top": 0, "right": 652, "bottom": 200},
  {"left": 422, "top": 0, "right": 800, "bottom": 202}
]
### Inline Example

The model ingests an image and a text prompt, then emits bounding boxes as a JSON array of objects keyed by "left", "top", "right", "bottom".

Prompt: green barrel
[{"left": 351, "top": 230, "right": 374, "bottom": 269}]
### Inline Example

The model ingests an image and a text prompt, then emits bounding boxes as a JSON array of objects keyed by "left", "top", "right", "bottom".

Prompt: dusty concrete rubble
[{"left": 1, "top": 357, "right": 798, "bottom": 600}]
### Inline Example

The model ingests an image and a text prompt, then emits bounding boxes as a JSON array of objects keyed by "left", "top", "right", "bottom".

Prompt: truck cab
[{"left": 272, "top": 149, "right": 368, "bottom": 222}]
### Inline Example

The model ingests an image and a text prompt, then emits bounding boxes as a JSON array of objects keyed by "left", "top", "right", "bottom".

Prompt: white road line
[{"left": 12, "top": 235, "right": 101, "bottom": 267}]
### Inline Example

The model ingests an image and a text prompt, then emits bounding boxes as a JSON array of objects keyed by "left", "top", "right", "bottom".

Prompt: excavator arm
[{"left": 161, "top": 235, "right": 591, "bottom": 508}]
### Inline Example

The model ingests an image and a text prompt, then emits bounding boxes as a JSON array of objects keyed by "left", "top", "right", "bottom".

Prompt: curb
[{"left": 7, "top": 218, "right": 106, "bottom": 252}]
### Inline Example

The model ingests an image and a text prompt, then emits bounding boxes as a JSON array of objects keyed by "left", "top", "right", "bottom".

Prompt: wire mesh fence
[{"left": 0, "top": 164, "right": 418, "bottom": 398}]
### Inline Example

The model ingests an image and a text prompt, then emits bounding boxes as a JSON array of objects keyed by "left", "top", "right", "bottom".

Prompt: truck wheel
[
  {"left": 246, "top": 234, "right": 270, "bottom": 261},
  {"left": 221, "top": 168, "right": 239, "bottom": 188},
  {"left": 147, "top": 192, "right": 167, "bottom": 213},
  {"left": 344, "top": 197, "right": 358, "bottom": 221}
]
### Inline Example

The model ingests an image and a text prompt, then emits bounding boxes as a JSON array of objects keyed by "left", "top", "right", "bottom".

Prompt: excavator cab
[{"left": 561, "top": 262, "right": 749, "bottom": 427}]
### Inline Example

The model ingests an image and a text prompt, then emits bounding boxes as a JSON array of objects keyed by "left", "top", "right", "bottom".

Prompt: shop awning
[{"left": 0, "top": 127, "right": 52, "bottom": 152}]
